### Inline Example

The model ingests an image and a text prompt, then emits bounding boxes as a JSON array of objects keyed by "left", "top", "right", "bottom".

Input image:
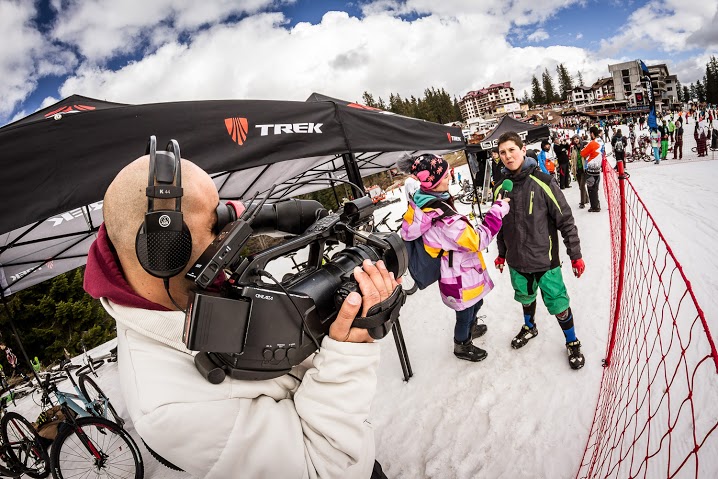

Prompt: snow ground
[{"left": 10, "top": 122, "right": 718, "bottom": 478}]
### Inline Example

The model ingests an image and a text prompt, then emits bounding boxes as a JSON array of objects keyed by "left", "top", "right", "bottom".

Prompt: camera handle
[{"left": 335, "top": 283, "right": 407, "bottom": 340}]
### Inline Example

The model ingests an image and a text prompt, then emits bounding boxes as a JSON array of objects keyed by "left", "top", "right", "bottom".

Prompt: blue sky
[{"left": 1, "top": 0, "right": 716, "bottom": 125}]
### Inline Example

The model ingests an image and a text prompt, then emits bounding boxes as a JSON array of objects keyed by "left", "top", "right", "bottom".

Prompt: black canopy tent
[{"left": 0, "top": 94, "right": 464, "bottom": 295}]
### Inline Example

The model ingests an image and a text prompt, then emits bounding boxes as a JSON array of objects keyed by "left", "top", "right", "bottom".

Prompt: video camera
[{"left": 183, "top": 195, "right": 408, "bottom": 383}]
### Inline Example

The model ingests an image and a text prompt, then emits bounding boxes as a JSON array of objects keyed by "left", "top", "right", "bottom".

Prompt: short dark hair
[
  {"left": 498, "top": 131, "right": 524, "bottom": 149},
  {"left": 589, "top": 126, "right": 600, "bottom": 138}
]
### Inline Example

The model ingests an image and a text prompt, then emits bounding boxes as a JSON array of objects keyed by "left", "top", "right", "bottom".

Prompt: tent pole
[
  {"left": 342, "top": 152, "right": 366, "bottom": 198},
  {"left": 0, "top": 291, "right": 43, "bottom": 387}
]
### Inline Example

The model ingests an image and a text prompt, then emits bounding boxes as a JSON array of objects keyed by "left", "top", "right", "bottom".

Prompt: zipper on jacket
[
  {"left": 529, "top": 191, "right": 534, "bottom": 215},
  {"left": 548, "top": 235, "right": 552, "bottom": 261}
]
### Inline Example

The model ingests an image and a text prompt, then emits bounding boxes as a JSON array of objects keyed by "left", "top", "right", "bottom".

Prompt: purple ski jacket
[{"left": 401, "top": 199, "right": 509, "bottom": 310}]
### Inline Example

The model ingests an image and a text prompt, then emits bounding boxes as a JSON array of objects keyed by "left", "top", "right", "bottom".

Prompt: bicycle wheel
[
  {"left": 457, "top": 192, "right": 474, "bottom": 205},
  {"left": 401, "top": 271, "right": 418, "bottom": 295},
  {"left": 76, "top": 359, "right": 105, "bottom": 378},
  {"left": 0, "top": 411, "right": 50, "bottom": 478},
  {"left": 78, "top": 375, "right": 124, "bottom": 427},
  {"left": 50, "top": 417, "right": 143, "bottom": 479}
]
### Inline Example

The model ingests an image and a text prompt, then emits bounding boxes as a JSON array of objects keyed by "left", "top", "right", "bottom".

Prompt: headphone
[
  {"left": 136, "top": 136, "right": 193, "bottom": 278},
  {"left": 136, "top": 136, "right": 242, "bottom": 279}
]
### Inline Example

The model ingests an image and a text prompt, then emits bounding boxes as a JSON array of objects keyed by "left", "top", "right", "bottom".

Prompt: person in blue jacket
[{"left": 536, "top": 140, "right": 551, "bottom": 174}]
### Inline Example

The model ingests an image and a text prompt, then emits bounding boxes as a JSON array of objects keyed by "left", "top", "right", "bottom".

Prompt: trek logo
[
  {"left": 46, "top": 201, "right": 103, "bottom": 227},
  {"left": 256, "top": 123, "right": 323, "bottom": 136},
  {"left": 447, "top": 132, "right": 463, "bottom": 142},
  {"left": 10, "top": 266, "right": 41, "bottom": 283},
  {"left": 225, "top": 118, "right": 323, "bottom": 146},
  {"left": 225, "top": 117, "right": 249, "bottom": 145},
  {"left": 480, "top": 131, "right": 528, "bottom": 150},
  {"left": 44, "top": 104, "right": 96, "bottom": 119}
]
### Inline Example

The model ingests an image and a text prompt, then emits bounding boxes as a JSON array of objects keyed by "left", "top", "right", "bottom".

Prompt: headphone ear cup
[{"left": 136, "top": 213, "right": 193, "bottom": 278}]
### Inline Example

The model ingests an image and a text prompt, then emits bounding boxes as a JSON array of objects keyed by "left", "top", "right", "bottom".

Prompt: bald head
[{"left": 103, "top": 155, "right": 219, "bottom": 307}]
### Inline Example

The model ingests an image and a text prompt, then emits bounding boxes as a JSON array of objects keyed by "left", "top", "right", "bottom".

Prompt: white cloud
[
  {"left": 57, "top": 10, "right": 603, "bottom": 108},
  {"left": 599, "top": 0, "right": 718, "bottom": 56},
  {"left": 359, "top": 0, "right": 586, "bottom": 27},
  {"left": 0, "top": 0, "right": 77, "bottom": 118},
  {"left": 576, "top": 33, "right": 583, "bottom": 40},
  {"left": 527, "top": 29, "right": 550, "bottom": 42},
  {"left": 50, "top": 0, "right": 294, "bottom": 62}
]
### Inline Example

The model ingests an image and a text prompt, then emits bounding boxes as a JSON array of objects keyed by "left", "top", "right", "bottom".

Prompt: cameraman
[{"left": 84, "top": 155, "right": 398, "bottom": 478}]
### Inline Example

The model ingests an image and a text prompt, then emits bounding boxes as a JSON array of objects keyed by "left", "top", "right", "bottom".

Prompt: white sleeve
[{"left": 294, "top": 337, "right": 381, "bottom": 479}]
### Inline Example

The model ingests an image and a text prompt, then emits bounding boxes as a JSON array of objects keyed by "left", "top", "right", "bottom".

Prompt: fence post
[{"left": 603, "top": 157, "right": 626, "bottom": 368}]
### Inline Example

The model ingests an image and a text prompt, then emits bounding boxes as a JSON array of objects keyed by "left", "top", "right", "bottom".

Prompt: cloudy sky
[{"left": 1, "top": 0, "right": 717, "bottom": 125}]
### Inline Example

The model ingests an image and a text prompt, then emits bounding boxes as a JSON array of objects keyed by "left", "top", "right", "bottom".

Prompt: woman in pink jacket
[{"left": 399, "top": 154, "right": 510, "bottom": 362}]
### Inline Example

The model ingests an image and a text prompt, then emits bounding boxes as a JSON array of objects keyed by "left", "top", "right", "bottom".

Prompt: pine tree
[
  {"left": 705, "top": 56, "right": 718, "bottom": 105},
  {"left": 521, "top": 91, "right": 533, "bottom": 107},
  {"left": 576, "top": 70, "right": 584, "bottom": 87},
  {"left": 556, "top": 64, "right": 574, "bottom": 101},
  {"left": 689, "top": 83, "right": 697, "bottom": 101},
  {"left": 453, "top": 97, "right": 462, "bottom": 121},
  {"left": 683, "top": 86, "right": 691, "bottom": 103},
  {"left": 362, "top": 92, "right": 377, "bottom": 107},
  {"left": 542, "top": 68, "right": 557, "bottom": 104},
  {"left": 388, "top": 93, "right": 406, "bottom": 115},
  {"left": 531, "top": 75, "right": 545, "bottom": 105},
  {"left": 676, "top": 79, "right": 683, "bottom": 103},
  {"left": 0, "top": 267, "right": 115, "bottom": 371},
  {"left": 696, "top": 78, "right": 707, "bottom": 103}
]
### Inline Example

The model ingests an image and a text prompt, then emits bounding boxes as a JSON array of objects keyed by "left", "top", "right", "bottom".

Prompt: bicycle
[
  {"left": 0, "top": 386, "right": 50, "bottom": 478},
  {"left": 626, "top": 135, "right": 653, "bottom": 162},
  {"left": 372, "top": 212, "right": 418, "bottom": 295},
  {"left": 75, "top": 339, "right": 117, "bottom": 378},
  {"left": 455, "top": 180, "right": 479, "bottom": 205},
  {"left": 38, "top": 359, "right": 143, "bottom": 479}
]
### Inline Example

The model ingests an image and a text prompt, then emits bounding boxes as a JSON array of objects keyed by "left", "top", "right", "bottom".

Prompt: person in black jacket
[
  {"left": 490, "top": 147, "right": 504, "bottom": 188},
  {"left": 553, "top": 137, "right": 571, "bottom": 189},
  {"left": 611, "top": 129, "right": 628, "bottom": 167},
  {"left": 494, "top": 131, "right": 586, "bottom": 370}
]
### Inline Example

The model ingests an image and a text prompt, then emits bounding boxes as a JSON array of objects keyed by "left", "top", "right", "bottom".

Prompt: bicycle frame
[{"left": 44, "top": 369, "right": 111, "bottom": 422}]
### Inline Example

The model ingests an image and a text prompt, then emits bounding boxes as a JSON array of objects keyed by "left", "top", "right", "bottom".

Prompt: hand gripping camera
[{"left": 183, "top": 195, "right": 407, "bottom": 383}]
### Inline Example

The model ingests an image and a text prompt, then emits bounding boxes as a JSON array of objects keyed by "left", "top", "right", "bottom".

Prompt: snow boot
[
  {"left": 511, "top": 325, "right": 538, "bottom": 349},
  {"left": 566, "top": 340, "right": 585, "bottom": 370},
  {"left": 454, "top": 339, "right": 488, "bottom": 362},
  {"left": 470, "top": 319, "right": 488, "bottom": 339}
]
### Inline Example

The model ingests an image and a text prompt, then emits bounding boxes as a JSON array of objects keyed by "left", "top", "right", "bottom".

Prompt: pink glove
[
  {"left": 572, "top": 258, "right": 585, "bottom": 278},
  {"left": 494, "top": 257, "right": 506, "bottom": 273}
]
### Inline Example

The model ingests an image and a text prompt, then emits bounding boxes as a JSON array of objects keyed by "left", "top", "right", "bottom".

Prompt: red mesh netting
[{"left": 576, "top": 160, "right": 718, "bottom": 478}]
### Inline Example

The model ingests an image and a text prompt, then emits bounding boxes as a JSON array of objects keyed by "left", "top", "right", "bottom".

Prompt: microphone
[
  {"left": 249, "top": 199, "right": 327, "bottom": 234},
  {"left": 497, "top": 179, "right": 513, "bottom": 200}
]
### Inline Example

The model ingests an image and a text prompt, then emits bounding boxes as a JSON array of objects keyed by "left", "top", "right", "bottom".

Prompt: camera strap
[{"left": 351, "top": 286, "right": 407, "bottom": 340}]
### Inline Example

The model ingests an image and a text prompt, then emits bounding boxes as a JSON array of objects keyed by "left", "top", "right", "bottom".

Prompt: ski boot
[
  {"left": 566, "top": 340, "right": 585, "bottom": 370},
  {"left": 511, "top": 324, "right": 538, "bottom": 349}
]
